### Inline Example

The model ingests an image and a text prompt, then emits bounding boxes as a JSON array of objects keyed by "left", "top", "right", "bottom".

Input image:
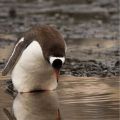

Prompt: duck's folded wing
[{"left": 2, "top": 37, "right": 32, "bottom": 76}]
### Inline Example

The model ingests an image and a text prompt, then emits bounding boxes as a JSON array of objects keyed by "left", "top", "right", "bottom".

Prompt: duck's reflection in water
[{"left": 13, "top": 91, "right": 61, "bottom": 120}]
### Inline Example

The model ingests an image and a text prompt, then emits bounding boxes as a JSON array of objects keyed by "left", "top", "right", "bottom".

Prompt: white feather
[
  {"left": 19, "top": 37, "right": 24, "bottom": 42},
  {"left": 12, "top": 41, "right": 57, "bottom": 92},
  {"left": 4, "top": 37, "right": 24, "bottom": 69},
  {"left": 49, "top": 56, "right": 65, "bottom": 65}
]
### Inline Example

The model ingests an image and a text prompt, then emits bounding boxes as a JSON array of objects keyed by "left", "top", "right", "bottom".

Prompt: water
[{"left": 0, "top": 76, "right": 119, "bottom": 120}]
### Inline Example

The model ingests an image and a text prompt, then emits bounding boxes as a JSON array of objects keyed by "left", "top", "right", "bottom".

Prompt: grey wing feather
[{"left": 2, "top": 38, "right": 31, "bottom": 76}]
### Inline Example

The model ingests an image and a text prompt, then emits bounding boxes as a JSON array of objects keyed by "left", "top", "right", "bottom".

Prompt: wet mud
[
  {"left": 0, "top": 0, "right": 119, "bottom": 77},
  {"left": 0, "top": 0, "right": 119, "bottom": 39},
  {"left": 62, "top": 58, "right": 120, "bottom": 77},
  {"left": 0, "top": 37, "right": 119, "bottom": 77}
]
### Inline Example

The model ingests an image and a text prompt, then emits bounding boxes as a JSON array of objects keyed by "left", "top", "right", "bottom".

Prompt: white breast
[{"left": 12, "top": 41, "right": 57, "bottom": 92}]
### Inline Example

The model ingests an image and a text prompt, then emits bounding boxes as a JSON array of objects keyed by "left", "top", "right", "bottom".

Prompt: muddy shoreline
[
  {"left": 0, "top": 0, "right": 119, "bottom": 77},
  {"left": 1, "top": 38, "right": 119, "bottom": 77},
  {"left": 0, "top": 36, "right": 119, "bottom": 77}
]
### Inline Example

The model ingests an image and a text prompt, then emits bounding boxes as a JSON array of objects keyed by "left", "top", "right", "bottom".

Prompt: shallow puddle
[{"left": 0, "top": 76, "right": 119, "bottom": 120}]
